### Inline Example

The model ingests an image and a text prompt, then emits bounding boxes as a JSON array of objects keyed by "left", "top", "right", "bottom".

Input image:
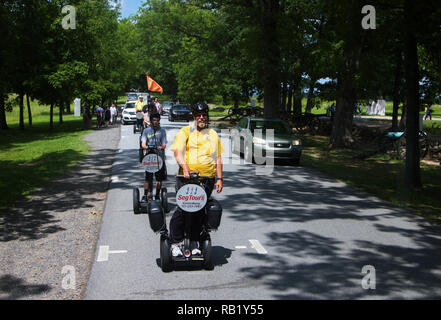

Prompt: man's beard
[{"left": 196, "top": 120, "right": 207, "bottom": 130}]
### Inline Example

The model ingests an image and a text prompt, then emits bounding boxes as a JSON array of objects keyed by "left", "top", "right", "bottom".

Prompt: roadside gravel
[{"left": 0, "top": 124, "right": 120, "bottom": 300}]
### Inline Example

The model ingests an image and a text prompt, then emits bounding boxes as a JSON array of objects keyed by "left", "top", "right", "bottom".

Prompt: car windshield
[
  {"left": 251, "top": 120, "right": 292, "bottom": 134},
  {"left": 125, "top": 102, "right": 135, "bottom": 109},
  {"left": 128, "top": 94, "right": 137, "bottom": 100},
  {"left": 173, "top": 105, "right": 190, "bottom": 111},
  {"left": 163, "top": 102, "right": 173, "bottom": 107}
]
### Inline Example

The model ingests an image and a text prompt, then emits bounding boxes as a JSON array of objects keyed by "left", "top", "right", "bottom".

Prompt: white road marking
[
  {"left": 249, "top": 240, "right": 268, "bottom": 254},
  {"left": 97, "top": 246, "right": 128, "bottom": 262},
  {"left": 235, "top": 246, "right": 247, "bottom": 249}
]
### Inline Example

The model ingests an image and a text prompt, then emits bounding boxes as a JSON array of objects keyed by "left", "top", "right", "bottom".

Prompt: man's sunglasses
[{"left": 194, "top": 113, "right": 208, "bottom": 118}]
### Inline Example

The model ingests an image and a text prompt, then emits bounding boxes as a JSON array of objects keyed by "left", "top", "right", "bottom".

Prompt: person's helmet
[
  {"left": 150, "top": 112, "right": 161, "bottom": 122},
  {"left": 192, "top": 102, "right": 209, "bottom": 115}
]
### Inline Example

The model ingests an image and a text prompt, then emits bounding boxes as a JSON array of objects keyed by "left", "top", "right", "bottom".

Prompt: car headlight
[
  {"left": 253, "top": 137, "right": 266, "bottom": 145},
  {"left": 293, "top": 140, "right": 301, "bottom": 146}
]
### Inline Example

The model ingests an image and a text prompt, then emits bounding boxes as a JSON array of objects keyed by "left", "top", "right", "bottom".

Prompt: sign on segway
[
  {"left": 176, "top": 185, "right": 208, "bottom": 213},
  {"left": 142, "top": 153, "right": 163, "bottom": 173}
]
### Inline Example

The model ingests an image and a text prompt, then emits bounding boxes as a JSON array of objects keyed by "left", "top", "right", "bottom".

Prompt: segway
[
  {"left": 133, "top": 111, "right": 144, "bottom": 134},
  {"left": 133, "top": 145, "right": 168, "bottom": 215},
  {"left": 154, "top": 172, "right": 223, "bottom": 273}
]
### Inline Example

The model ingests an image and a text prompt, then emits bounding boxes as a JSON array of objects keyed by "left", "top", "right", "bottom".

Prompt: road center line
[
  {"left": 249, "top": 240, "right": 268, "bottom": 254},
  {"left": 97, "top": 246, "right": 128, "bottom": 262}
]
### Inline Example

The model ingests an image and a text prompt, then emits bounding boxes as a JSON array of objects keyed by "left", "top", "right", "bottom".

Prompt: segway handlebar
[{"left": 176, "top": 173, "right": 213, "bottom": 180}]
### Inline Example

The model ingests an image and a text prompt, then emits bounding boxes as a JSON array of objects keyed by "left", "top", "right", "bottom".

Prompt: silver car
[
  {"left": 231, "top": 117, "right": 302, "bottom": 165},
  {"left": 161, "top": 101, "right": 174, "bottom": 115}
]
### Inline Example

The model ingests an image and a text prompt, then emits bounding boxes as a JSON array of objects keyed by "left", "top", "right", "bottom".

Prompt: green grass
[
  {"left": 0, "top": 100, "right": 91, "bottom": 210},
  {"left": 301, "top": 134, "right": 441, "bottom": 223}
]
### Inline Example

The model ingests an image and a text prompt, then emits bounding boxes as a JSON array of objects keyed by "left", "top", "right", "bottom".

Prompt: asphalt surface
[{"left": 84, "top": 116, "right": 441, "bottom": 300}]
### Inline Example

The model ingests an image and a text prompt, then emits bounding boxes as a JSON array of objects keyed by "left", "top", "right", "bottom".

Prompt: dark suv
[{"left": 168, "top": 104, "right": 193, "bottom": 122}]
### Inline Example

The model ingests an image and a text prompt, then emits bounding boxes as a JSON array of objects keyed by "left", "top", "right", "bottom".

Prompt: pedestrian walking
[
  {"left": 110, "top": 103, "right": 117, "bottom": 125},
  {"left": 424, "top": 105, "right": 432, "bottom": 120}
]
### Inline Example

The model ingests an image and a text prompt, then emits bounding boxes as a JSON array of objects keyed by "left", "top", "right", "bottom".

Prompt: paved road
[{"left": 84, "top": 116, "right": 441, "bottom": 300}]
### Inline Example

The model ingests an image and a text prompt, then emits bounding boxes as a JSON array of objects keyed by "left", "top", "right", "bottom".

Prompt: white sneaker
[
  {"left": 190, "top": 241, "right": 201, "bottom": 255},
  {"left": 171, "top": 244, "right": 183, "bottom": 257}
]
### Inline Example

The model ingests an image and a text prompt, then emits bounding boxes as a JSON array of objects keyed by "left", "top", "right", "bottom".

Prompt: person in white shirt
[{"left": 110, "top": 103, "right": 117, "bottom": 125}]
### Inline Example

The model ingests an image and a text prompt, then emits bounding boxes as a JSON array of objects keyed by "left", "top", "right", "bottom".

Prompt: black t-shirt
[{"left": 148, "top": 103, "right": 157, "bottom": 114}]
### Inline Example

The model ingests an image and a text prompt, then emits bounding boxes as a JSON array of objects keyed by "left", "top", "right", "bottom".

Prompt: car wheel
[{"left": 292, "top": 158, "right": 300, "bottom": 166}]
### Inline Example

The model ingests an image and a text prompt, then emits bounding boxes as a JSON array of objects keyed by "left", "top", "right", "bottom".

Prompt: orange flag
[{"left": 146, "top": 73, "right": 163, "bottom": 93}]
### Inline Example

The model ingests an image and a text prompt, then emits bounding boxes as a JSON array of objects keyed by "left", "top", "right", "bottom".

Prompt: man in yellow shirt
[
  {"left": 135, "top": 96, "right": 146, "bottom": 111},
  {"left": 169, "top": 102, "right": 224, "bottom": 256},
  {"left": 135, "top": 97, "right": 147, "bottom": 130}
]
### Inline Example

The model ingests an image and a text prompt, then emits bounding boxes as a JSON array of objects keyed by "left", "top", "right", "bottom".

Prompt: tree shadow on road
[{"left": 218, "top": 163, "right": 441, "bottom": 299}]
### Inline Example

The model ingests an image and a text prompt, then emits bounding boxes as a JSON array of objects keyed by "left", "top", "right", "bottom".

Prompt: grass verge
[
  {"left": 301, "top": 134, "right": 441, "bottom": 223},
  {"left": 0, "top": 104, "right": 91, "bottom": 210}
]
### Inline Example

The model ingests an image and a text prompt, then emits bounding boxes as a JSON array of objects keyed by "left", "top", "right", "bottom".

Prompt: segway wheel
[
  {"left": 133, "top": 188, "right": 140, "bottom": 215},
  {"left": 161, "top": 188, "right": 169, "bottom": 213},
  {"left": 160, "top": 235, "right": 173, "bottom": 273},
  {"left": 201, "top": 239, "right": 214, "bottom": 271}
]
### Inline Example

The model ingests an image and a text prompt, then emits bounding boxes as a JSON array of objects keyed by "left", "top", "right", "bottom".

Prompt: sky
[{"left": 120, "top": 0, "right": 145, "bottom": 18}]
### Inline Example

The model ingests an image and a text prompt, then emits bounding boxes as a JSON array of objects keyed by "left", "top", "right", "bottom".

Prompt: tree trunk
[
  {"left": 280, "top": 80, "right": 287, "bottom": 112},
  {"left": 392, "top": 50, "right": 402, "bottom": 131},
  {"left": 66, "top": 100, "right": 71, "bottom": 114},
  {"left": 26, "top": 94, "right": 32, "bottom": 127},
  {"left": 305, "top": 79, "right": 317, "bottom": 114},
  {"left": 287, "top": 80, "right": 293, "bottom": 115},
  {"left": 330, "top": 74, "right": 356, "bottom": 148},
  {"left": 329, "top": 1, "right": 362, "bottom": 149},
  {"left": 261, "top": 0, "right": 280, "bottom": 119},
  {"left": 0, "top": 94, "right": 8, "bottom": 130},
  {"left": 59, "top": 102, "right": 63, "bottom": 124},
  {"left": 399, "top": 98, "right": 407, "bottom": 130},
  {"left": 19, "top": 92, "right": 25, "bottom": 131},
  {"left": 403, "top": 0, "right": 422, "bottom": 190},
  {"left": 292, "top": 75, "right": 302, "bottom": 116},
  {"left": 50, "top": 103, "right": 54, "bottom": 130}
]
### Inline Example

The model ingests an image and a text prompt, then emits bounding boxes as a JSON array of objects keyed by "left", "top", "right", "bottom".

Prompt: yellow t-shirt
[
  {"left": 135, "top": 101, "right": 146, "bottom": 111},
  {"left": 171, "top": 124, "right": 225, "bottom": 178}
]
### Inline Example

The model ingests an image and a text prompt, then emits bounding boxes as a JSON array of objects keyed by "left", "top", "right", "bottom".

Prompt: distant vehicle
[
  {"left": 127, "top": 93, "right": 138, "bottom": 101},
  {"left": 231, "top": 117, "right": 302, "bottom": 165},
  {"left": 121, "top": 101, "right": 138, "bottom": 125},
  {"left": 161, "top": 101, "right": 174, "bottom": 115},
  {"left": 168, "top": 104, "right": 192, "bottom": 122}
]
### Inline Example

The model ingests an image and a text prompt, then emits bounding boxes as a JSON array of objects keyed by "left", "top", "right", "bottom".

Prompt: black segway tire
[
  {"left": 160, "top": 235, "right": 173, "bottom": 273},
  {"left": 133, "top": 188, "right": 140, "bottom": 215},
  {"left": 161, "top": 188, "right": 169, "bottom": 213},
  {"left": 201, "top": 239, "right": 214, "bottom": 271}
]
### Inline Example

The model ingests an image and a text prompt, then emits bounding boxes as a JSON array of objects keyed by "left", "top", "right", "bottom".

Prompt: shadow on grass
[
  {"left": 0, "top": 119, "right": 90, "bottom": 152},
  {"left": 0, "top": 145, "right": 116, "bottom": 242}
]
